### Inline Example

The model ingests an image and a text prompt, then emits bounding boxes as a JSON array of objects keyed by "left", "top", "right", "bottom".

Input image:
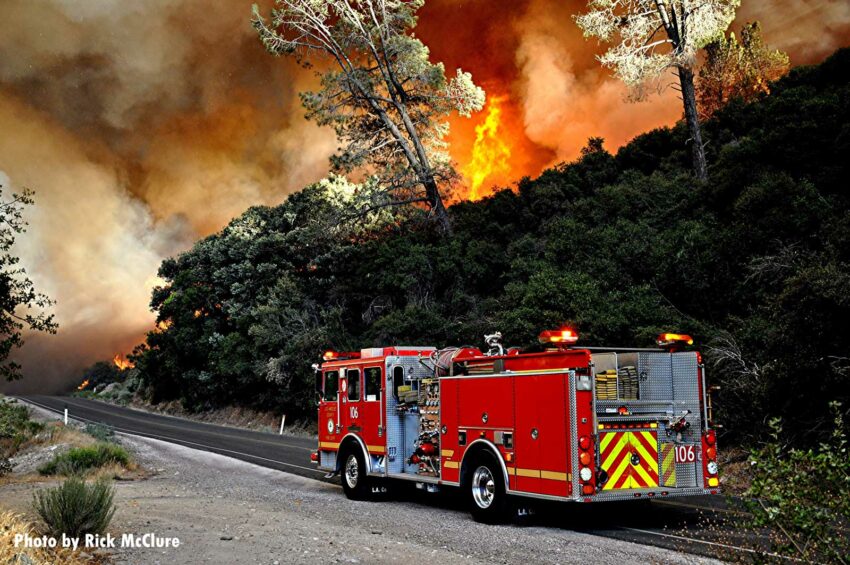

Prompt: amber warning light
[
  {"left": 656, "top": 333, "right": 694, "bottom": 349},
  {"left": 538, "top": 329, "right": 579, "bottom": 347}
]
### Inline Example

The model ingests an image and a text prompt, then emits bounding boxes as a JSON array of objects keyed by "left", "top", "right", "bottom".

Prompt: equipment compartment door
[
  {"left": 513, "top": 374, "right": 570, "bottom": 497},
  {"left": 599, "top": 430, "right": 659, "bottom": 490}
]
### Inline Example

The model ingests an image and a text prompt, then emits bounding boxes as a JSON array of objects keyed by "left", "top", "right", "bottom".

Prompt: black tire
[
  {"left": 465, "top": 452, "right": 509, "bottom": 523},
  {"left": 340, "top": 449, "right": 370, "bottom": 500}
]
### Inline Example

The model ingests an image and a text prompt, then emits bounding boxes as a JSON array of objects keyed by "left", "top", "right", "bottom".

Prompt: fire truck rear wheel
[
  {"left": 465, "top": 453, "right": 508, "bottom": 523},
  {"left": 341, "top": 450, "right": 369, "bottom": 500}
]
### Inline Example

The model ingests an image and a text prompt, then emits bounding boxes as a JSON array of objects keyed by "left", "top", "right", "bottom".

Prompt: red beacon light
[
  {"left": 538, "top": 328, "right": 579, "bottom": 348},
  {"left": 322, "top": 350, "right": 361, "bottom": 362},
  {"left": 656, "top": 333, "right": 694, "bottom": 351}
]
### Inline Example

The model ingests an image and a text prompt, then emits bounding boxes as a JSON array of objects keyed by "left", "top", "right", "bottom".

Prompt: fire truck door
[
  {"left": 319, "top": 369, "right": 341, "bottom": 450},
  {"left": 340, "top": 368, "right": 358, "bottom": 433},
  {"left": 513, "top": 374, "right": 570, "bottom": 497},
  {"left": 358, "top": 366, "right": 384, "bottom": 453}
]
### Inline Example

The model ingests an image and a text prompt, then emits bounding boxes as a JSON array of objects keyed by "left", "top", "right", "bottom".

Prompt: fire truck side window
[
  {"left": 392, "top": 366, "right": 404, "bottom": 400},
  {"left": 364, "top": 367, "right": 381, "bottom": 401},
  {"left": 323, "top": 371, "right": 338, "bottom": 401},
  {"left": 347, "top": 369, "right": 360, "bottom": 401}
]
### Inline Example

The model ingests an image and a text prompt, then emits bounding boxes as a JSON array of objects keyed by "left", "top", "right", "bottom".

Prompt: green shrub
[
  {"left": 0, "top": 401, "right": 43, "bottom": 456},
  {"left": 84, "top": 423, "right": 115, "bottom": 443},
  {"left": 38, "top": 443, "right": 130, "bottom": 476},
  {"left": 744, "top": 402, "right": 850, "bottom": 563},
  {"left": 33, "top": 477, "right": 115, "bottom": 538},
  {"left": 0, "top": 402, "right": 41, "bottom": 439},
  {"left": 115, "top": 389, "right": 133, "bottom": 406}
]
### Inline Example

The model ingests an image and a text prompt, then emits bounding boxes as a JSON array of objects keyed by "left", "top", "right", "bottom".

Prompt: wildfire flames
[
  {"left": 77, "top": 379, "right": 90, "bottom": 391},
  {"left": 113, "top": 354, "right": 135, "bottom": 371},
  {"left": 462, "top": 96, "right": 513, "bottom": 201}
]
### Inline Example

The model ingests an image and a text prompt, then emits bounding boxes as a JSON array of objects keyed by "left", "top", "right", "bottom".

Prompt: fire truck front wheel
[
  {"left": 465, "top": 453, "right": 509, "bottom": 523},
  {"left": 340, "top": 450, "right": 370, "bottom": 500}
]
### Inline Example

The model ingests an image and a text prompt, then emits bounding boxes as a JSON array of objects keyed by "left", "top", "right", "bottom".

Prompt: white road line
[
  {"left": 57, "top": 397, "right": 315, "bottom": 452},
  {"left": 18, "top": 397, "right": 326, "bottom": 476}
]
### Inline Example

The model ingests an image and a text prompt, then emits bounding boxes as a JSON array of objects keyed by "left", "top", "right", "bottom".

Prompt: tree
[
  {"left": 576, "top": 0, "right": 740, "bottom": 181},
  {"left": 252, "top": 0, "right": 485, "bottom": 232},
  {"left": 698, "top": 22, "right": 789, "bottom": 119},
  {"left": 0, "top": 185, "right": 57, "bottom": 380}
]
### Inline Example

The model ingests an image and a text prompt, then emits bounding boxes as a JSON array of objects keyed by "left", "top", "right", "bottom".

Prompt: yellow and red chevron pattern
[
  {"left": 599, "top": 430, "right": 659, "bottom": 490},
  {"left": 660, "top": 442, "right": 677, "bottom": 487}
]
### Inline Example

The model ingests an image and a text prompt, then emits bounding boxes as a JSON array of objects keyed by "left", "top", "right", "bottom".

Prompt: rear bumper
[{"left": 588, "top": 486, "right": 719, "bottom": 502}]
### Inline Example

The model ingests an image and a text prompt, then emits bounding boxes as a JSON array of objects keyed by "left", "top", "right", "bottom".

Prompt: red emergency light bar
[
  {"left": 656, "top": 333, "right": 694, "bottom": 349},
  {"left": 322, "top": 350, "right": 361, "bottom": 361},
  {"left": 538, "top": 328, "right": 579, "bottom": 346}
]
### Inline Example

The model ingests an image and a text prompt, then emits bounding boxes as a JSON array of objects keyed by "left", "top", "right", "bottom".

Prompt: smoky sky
[{"left": 0, "top": 0, "right": 847, "bottom": 394}]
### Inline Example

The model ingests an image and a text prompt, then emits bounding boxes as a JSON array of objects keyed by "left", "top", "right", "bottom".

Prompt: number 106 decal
[
  {"left": 349, "top": 406, "right": 359, "bottom": 419},
  {"left": 675, "top": 444, "right": 696, "bottom": 463}
]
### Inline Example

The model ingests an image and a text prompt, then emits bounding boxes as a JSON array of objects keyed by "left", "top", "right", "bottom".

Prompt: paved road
[
  {"left": 19, "top": 395, "right": 765, "bottom": 562},
  {"left": 19, "top": 395, "right": 324, "bottom": 481}
]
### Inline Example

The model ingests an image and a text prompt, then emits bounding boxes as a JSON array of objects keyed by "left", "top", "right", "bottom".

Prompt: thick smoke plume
[
  {"left": 0, "top": 0, "right": 847, "bottom": 393},
  {"left": 0, "top": 0, "right": 334, "bottom": 393}
]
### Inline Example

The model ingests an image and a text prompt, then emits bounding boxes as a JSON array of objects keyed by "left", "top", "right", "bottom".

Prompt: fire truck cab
[{"left": 313, "top": 331, "right": 719, "bottom": 522}]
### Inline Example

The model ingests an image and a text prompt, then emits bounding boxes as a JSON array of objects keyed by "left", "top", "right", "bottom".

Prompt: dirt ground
[{"left": 3, "top": 433, "right": 722, "bottom": 565}]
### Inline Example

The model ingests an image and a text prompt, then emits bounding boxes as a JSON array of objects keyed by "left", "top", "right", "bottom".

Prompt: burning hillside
[{"left": 0, "top": 0, "right": 848, "bottom": 393}]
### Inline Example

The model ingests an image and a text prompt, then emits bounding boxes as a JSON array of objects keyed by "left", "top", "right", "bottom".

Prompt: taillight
[
  {"left": 578, "top": 434, "right": 595, "bottom": 490},
  {"left": 705, "top": 429, "right": 716, "bottom": 446},
  {"left": 706, "top": 447, "right": 716, "bottom": 461},
  {"left": 310, "top": 451, "right": 319, "bottom": 463}
]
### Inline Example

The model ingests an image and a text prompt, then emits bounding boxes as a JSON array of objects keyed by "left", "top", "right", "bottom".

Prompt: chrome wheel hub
[
  {"left": 471, "top": 465, "right": 496, "bottom": 509},
  {"left": 345, "top": 455, "right": 359, "bottom": 489}
]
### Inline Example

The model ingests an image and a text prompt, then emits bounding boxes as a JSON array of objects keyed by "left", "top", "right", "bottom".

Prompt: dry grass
[
  {"left": 89, "top": 461, "right": 148, "bottom": 482},
  {"left": 47, "top": 424, "right": 98, "bottom": 448},
  {"left": 0, "top": 510, "right": 108, "bottom": 564},
  {"left": 717, "top": 446, "right": 752, "bottom": 495},
  {"left": 13, "top": 422, "right": 97, "bottom": 456}
]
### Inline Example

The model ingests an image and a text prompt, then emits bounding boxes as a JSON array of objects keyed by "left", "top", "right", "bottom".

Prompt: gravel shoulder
[{"left": 4, "top": 430, "right": 721, "bottom": 565}]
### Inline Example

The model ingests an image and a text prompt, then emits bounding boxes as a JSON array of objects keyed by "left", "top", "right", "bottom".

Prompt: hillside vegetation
[{"left": 132, "top": 49, "right": 850, "bottom": 445}]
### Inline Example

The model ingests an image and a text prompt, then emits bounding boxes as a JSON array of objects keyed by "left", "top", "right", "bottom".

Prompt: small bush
[
  {"left": 744, "top": 402, "right": 850, "bottom": 563},
  {"left": 84, "top": 423, "right": 115, "bottom": 443},
  {"left": 33, "top": 477, "right": 115, "bottom": 538},
  {"left": 0, "top": 402, "right": 42, "bottom": 439},
  {"left": 0, "top": 457, "right": 13, "bottom": 476},
  {"left": 39, "top": 443, "right": 130, "bottom": 476}
]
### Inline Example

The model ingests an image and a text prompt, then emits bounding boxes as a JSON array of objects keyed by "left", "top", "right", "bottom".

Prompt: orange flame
[
  {"left": 77, "top": 379, "right": 90, "bottom": 391},
  {"left": 113, "top": 354, "right": 135, "bottom": 371},
  {"left": 463, "top": 96, "right": 513, "bottom": 200},
  {"left": 156, "top": 320, "right": 172, "bottom": 331}
]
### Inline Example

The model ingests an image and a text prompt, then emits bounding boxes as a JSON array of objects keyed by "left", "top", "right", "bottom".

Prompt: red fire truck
[{"left": 311, "top": 329, "right": 719, "bottom": 522}]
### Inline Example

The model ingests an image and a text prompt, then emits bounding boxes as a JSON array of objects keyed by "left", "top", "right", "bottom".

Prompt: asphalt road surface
[{"left": 19, "top": 395, "right": 767, "bottom": 562}]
